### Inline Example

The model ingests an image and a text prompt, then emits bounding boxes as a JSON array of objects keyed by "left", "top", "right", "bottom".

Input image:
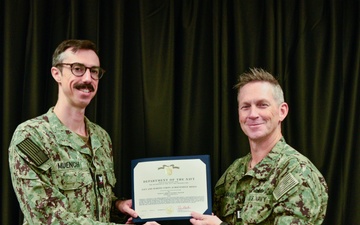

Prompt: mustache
[{"left": 74, "top": 83, "right": 95, "bottom": 91}]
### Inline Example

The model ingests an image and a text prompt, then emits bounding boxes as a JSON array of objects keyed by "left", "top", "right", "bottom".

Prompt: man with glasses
[{"left": 8, "top": 39, "right": 159, "bottom": 225}]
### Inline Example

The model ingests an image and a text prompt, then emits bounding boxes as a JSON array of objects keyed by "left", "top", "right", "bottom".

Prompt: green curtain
[{"left": 1, "top": 1, "right": 357, "bottom": 224}]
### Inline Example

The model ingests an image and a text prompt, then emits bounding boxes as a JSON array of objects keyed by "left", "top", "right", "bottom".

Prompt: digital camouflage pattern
[
  {"left": 9, "top": 107, "right": 124, "bottom": 225},
  {"left": 213, "top": 138, "right": 328, "bottom": 225}
]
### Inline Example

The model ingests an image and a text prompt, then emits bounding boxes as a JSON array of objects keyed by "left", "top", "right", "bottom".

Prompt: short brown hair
[
  {"left": 52, "top": 39, "right": 98, "bottom": 66},
  {"left": 234, "top": 68, "right": 285, "bottom": 104}
]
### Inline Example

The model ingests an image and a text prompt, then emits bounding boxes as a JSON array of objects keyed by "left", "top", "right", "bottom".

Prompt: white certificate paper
[{"left": 131, "top": 155, "right": 212, "bottom": 223}]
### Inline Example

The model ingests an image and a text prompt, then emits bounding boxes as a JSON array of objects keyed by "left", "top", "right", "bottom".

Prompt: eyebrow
[{"left": 239, "top": 98, "right": 270, "bottom": 104}]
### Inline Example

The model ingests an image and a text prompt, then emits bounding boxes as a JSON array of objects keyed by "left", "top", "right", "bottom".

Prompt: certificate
[{"left": 131, "top": 155, "right": 212, "bottom": 223}]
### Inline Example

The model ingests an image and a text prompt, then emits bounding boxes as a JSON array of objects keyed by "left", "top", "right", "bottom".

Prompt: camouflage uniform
[
  {"left": 213, "top": 138, "right": 328, "bottom": 225},
  {"left": 8, "top": 107, "right": 125, "bottom": 225}
]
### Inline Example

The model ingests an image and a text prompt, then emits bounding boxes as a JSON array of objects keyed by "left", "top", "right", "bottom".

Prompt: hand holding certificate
[{"left": 131, "top": 155, "right": 212, "bottom": 223}]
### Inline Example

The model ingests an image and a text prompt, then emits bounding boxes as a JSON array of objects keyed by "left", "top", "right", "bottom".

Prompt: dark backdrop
[{"left": 1, "top": 1, "right": 358, "bottom": 225}]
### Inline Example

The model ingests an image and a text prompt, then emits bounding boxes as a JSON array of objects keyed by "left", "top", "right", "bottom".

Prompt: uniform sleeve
[
  {"left": 272, "top": 162, "right": 328, "bottom": 225},
  {"left": 213, "top": 171, "right": 226, "bottom": 215},
  {"left": 8, "top": 133, "right": 122, "bottom": 225},
  {"left": 213, "top": 160, "right": 242, "bottom": 223}
]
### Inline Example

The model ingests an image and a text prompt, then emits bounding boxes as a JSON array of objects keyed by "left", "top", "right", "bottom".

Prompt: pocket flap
[{"left": 53, "top": 170, "right": 93, "bottom": 190}]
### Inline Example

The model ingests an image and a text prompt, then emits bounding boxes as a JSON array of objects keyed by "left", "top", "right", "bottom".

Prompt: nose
[
  {"left": 82, "top": 68, "right": 93, "bottom": 81},
  {"left": 248, "top": 105, "right": 259, "bottom": 118}
]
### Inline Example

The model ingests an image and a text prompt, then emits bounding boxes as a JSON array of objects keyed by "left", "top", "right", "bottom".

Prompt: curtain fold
[{"left": 1, "top": 1, "right": 356, "bottom": 224}]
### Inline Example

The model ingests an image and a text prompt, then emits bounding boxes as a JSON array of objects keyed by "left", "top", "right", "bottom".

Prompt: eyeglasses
[{"left": 55, "top": 63, "right": 105, "bottom": 80}]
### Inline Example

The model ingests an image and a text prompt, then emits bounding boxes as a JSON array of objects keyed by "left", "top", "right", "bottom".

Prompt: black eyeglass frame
[{"left": 55, "top": 63, "right": 105, "bottom": 80}]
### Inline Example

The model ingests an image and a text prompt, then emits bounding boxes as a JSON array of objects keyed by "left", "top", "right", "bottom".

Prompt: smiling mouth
[
  {"left": 247, "top": 123, "right": 263, "bottom": 127},
  {"left": 75, "top": 84, "right": 94, "bottom": 93},
  {"left": 79, "top": 88, "right": 91, "bottom": 93}
]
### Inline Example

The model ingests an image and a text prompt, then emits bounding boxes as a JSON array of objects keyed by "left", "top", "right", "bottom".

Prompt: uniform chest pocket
[
  {"left": 52, "top": 170, "right": 93, "bottom": 191},
  {"left": 214, "top": 181, "right": 239, "bottom": 218},
  {"left": 105, "top": 169, "right": 116, "bottom": 187},
  {"left": 241, "top": 193, "right": 273, "bottom": 224}
]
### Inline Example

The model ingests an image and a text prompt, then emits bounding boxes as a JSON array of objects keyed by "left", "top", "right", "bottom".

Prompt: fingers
[
  {"left": 190, "top": 218, "right": 201, "bottom": 225},
  {"left": 191, "top": 211, "right": 203, "bottom": 219},
  {"left": 123, "top": 207, "right": 137, "bottom": 218},
  {"left": 190, "top": 212, "right": 207, "bottom": 225},
  {"left": 190, "top": 211, "right": 223, "bottom": 225},
  {"left": 117, "top": 199, "right": 138, "bottom": 218},
  {"left": 125, "top": 217, "right": 133, "bottom": 224},
  {"left": 144, "top": 222, "right": 160, "bottom": 225}
]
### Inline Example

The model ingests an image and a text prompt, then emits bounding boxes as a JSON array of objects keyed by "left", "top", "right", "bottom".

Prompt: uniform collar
[
  {"left": 248, "top": 137, "right": 287, "bottom": 180},
  {"left": 46, "top": 107, "right": 102, "bottom": 152}
]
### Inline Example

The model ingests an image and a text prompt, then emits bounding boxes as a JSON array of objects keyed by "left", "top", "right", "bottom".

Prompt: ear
[
  {"left": 279, "top": 102, "right": 289, "bottom": 122},
  {"left": 51, "top": 66, "right": 62, "bottom": 83}
]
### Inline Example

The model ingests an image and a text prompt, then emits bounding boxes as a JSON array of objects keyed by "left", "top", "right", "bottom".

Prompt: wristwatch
[{"left": 220, "top": 222, "right": 229, "bottom": 225}]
